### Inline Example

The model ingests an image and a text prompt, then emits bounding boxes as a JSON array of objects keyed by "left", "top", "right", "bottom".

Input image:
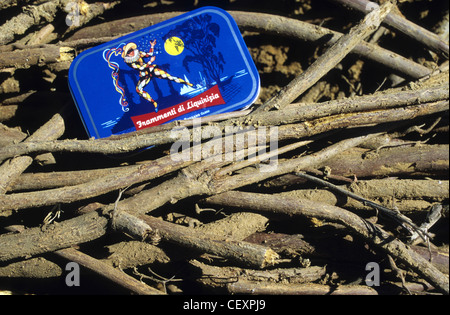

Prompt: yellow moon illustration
[{"left": 164, "top": 37, "right": 184, "bottom": 56}]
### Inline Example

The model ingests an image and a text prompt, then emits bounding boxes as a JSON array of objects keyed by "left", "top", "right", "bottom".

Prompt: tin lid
[{"left": 68, "top": 7, "right": 260, "bottom": 139}]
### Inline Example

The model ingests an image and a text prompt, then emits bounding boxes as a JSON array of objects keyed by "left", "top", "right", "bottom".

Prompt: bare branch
[{"left": 254, "top": 1, "right": 394, "bottom": 113}]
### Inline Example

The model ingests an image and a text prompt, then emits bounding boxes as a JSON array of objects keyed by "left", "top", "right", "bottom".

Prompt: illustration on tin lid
[{"left": 69, "top": 7, "right": 260, "bottom": 139}]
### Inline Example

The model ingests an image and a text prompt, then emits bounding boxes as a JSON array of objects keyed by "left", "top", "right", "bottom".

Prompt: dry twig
[
  {"left": 332, "top": 0, "right": 449, "bottom": 56},
  {"left": 202, "top": 191, "right": 450, "bottom": 294},
  {"left": 254, "top": 1, "right": 394, "bottom": 113}
]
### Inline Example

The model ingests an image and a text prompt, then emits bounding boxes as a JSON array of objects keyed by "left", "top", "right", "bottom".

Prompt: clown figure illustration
[
  {"left": 71, "top": 7, "right": 261, "bottom": 139},
  {"left": 121, "top": 40, "right": 193, "bottom": 112}
]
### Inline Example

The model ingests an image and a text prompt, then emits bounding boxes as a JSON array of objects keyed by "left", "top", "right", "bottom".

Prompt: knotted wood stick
[
  {"left": 332, "top": 0, "right": 449, "bottom": 56},
  {"left": 202, "top": 191, "right": 450, "bottom": 294},
  {"left": 254, "top": 1, "right": 394, "bottom": 113},
  {"left": 0, "top": 100, "right": 446, "bottom": 163},
  {"left": 0, "top": 130, "right": 383, "bottom": 263},
  {"left": 0, "top": 113, "right": 64, "bottom": 194}
]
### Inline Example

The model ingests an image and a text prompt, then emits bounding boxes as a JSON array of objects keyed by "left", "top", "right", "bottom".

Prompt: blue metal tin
[{"left": 68, "top": 7, "right": 260, "bottom": 139}]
